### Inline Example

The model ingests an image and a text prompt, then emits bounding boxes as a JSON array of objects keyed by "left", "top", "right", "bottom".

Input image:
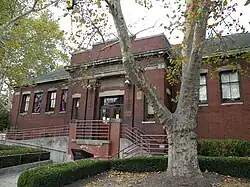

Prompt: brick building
[{"left": 10, "top": 33, "right": 250, "bottom": 141}]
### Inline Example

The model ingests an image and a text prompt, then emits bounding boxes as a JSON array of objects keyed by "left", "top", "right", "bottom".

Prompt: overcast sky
[{"left": 51, "top": 0, "right": 250, "bottom": 46}]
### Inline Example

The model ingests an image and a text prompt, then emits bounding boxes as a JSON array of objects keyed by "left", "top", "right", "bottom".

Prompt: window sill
[
  {"left": 45, "top": 111, "right": 54, "bottom": 115},
  {"left": 142, "top": 121, "right": 155, "bottom": 124},
  {"left": 31, "top": 113, "right": 40, "bottom": 115},
  {"left": 221, "top": 102, "right": 243, "bottom": 106},
  {"left": 20, "top": 113, "right": 27, "bottom": 116},
  {"left": 199, "top": 104, "right": 208, "bottom": 107},
  {"left": 59, "top": 111, "right": 66, "bottom": 114}
]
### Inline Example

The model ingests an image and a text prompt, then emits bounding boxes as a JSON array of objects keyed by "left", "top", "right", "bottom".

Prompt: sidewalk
[{"left": 0, "top": 172, "right": 21, "bottom": 187}]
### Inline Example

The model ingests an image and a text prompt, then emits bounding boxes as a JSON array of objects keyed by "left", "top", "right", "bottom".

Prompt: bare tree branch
[
  {"left": 100, "top": 19, "right": 159, "bottom": 52},
  {"left": 105, "top": 0, "right": 173, "bottom": 125},
  {"left": 85, "top": 8, "right": 105, "bottom": 43}
]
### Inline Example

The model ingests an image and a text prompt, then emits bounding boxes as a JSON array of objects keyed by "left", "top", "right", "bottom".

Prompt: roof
[
  {"left": 29, "top": 32, "right": 250, "bottom": 85},
  {"left": 203, "top": 32, "right": 250, "bottom": 57},
  {"left": 71, "top": 33, "right": 171, "bottom": 64},
  {"left": 170, "top": 32, "right": 250, "bottom": 58},
  {"left": 29, "top": 69, "right": 69, "bottom": 84}
]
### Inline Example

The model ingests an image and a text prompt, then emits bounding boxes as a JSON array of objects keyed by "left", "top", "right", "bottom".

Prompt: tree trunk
[
  {"left": 106, "top": 0, "right": 173, "bottom": 125},
  {"left": 105, "top": 0, "right": 211, "bottom": 186},
  {"left": 167, "top": 116, "right": 200, "bottom": 177}
]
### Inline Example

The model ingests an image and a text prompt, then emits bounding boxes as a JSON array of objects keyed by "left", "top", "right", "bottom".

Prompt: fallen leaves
[
  {"left": 81, "top": 171, "right": 250, "bottom": 187},
  {"left": 84, "top": 170, "right": 152, "bottom": 187}
]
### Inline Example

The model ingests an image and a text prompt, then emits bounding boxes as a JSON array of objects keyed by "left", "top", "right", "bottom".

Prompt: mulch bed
[{"left": 64, "top": 171, "right": 250, "bottom": 187}]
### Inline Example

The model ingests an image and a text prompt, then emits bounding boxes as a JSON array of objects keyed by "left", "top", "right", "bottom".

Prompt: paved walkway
[{"left": 0, "top": 172, "right": 20, "bottom": 187}]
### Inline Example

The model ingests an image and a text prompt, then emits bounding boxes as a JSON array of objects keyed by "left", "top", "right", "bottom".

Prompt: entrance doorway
[{"left": 100, "top": 95, "right": 124, "bottom": 121}]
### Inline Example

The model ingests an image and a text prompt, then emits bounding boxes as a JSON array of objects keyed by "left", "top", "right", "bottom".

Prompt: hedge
[
  {"left": 0, "top": 147, "right": 46, "bottom": 156},
  {"left": 18, "top": 156, "right": 250, "bottom": 187},
  {"left": 0, "top": 152, "right": 50, "bottom": 169},
  {"left": 197, "top": 139, "right": 250, "bottom": 157},
  {"left": 110, "top": 156, "right": 168, "bottom": 172},
  {"left": 0, "top": 144, "right": 50, "bottom": 168},
  {"left": 199, "top": 156, "right": 250, "bottom": 179},
  {"left": 0, "top": 144, "right": 23, "bottom": 150},
  {"left": 17, "top": 159, "right": 110, "bottom": 187}
]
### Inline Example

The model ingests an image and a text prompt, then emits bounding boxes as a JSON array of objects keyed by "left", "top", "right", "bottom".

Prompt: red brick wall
[
  {"left": 197, "top": 68, "right": 250, "bottom": 141},
  {"left": 71, "top": 35, "right": 169, "bottom": 65},
  {"left": 133, "top": 68, "right": 167, "bottom": 134},
  {"left": 11, "top": 81, "right": 69, "bottom": 129}
]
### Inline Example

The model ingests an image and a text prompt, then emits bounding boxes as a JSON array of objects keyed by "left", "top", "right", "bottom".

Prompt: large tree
[
  {"left": 0, "top": 0, "right": 67, "bottom": 90},
  {"left": 65, "top": 0, "right": 248, "bottom": 186}
]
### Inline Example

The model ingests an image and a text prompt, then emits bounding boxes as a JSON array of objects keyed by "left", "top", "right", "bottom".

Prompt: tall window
[
  {"left": 46, "top": 91, "right": 57, "bottom": 112},
  {"left": 144, "top": 97, "right": 155, "bottom": 120},
  {"left": 33, "top": 92, "right": 43, "bottom": 113},
  {"left": 199, "top": 74, "right": 208, "bottom": 104},
  {"left": 71, "top": 98, "right": 80, "bottom": 119},
  {"left": 221, "top": 71, "right": 240, "bottom": 102},
  {"left": 60, "top": 89, "right": 68, "bottom": 111},
  {"left": 20, "top": 94, "right": 30, "bottom": 113}
]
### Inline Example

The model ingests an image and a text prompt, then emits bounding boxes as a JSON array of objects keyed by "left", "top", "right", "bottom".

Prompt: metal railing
[
  {"left": 113, "top": 124, "right": 168, "bottom": 158},
  {"left": 74, "top": 120, "right": 110, "bottom": 141},
  {"left": 6, "top": 125, "right": 69, "bottom": 140}
]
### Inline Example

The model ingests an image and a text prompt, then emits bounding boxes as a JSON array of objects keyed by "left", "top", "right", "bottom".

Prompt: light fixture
[{"left": 124, "top": 79, "right": 131, "bottom": 85}]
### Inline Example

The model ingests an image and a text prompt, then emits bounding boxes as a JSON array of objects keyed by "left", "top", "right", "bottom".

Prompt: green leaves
[{"left": 0, "top": 2, "right": 68, "bottom": 89}]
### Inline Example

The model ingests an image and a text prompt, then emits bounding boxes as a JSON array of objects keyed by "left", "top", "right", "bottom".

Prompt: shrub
[
  {"left": 0, "top": 147, "right": 45, "bottom": 156},
  {"left": 17, "top": 159, "right": 110, "bottom": 187},
  {"left": 199, "top": 156, "right": 250, "bottom": 179},
  {"left": 0, "top": 145, "right": 50, "bottom": 168},
  {"left": 0, "top": 144, "right": 24, "bottom": 150},
  {"left": 197, "top": 139, "right": 250, "bottom": 157},
  {"left": 18, "top": 156, "right": 250, "bottom": 187},
  {"left": 0, "top": 152, "right": 50, "bottom": 168},
  {"left": 110, "top": 156, "right": 168, "bottom": 172}
]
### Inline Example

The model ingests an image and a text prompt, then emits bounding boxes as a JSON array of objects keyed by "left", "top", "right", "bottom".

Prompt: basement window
[
  {"left": 20, "top": 94, "right": 30, "bottom": 113},
  {"left": 220, "top": 71, "right": 241, "bottom": 102},
  {"left": 46, "top": 91, "right": 57, "bottom": 112},
  {"left": 32, "top": 92, "right": 43, "bottom": 113}
]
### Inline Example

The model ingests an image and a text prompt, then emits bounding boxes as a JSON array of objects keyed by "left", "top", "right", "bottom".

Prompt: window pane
[
  {"left": 200, "top": 75, "right": 206, "bottom": 85},
  {"left": 33, "top": 93, "right": 42, "bottom": 112},
  {"left": 147, "top": 103, "right": 154, "bottom": 115},
  {"left": 222, "top": 84, "right": 231, "bottom": 99},
  {"left": 221, "top": 73, "right": 230, "bottom": 83},
  {"left": 230, "top": 83, "right": 240, "bottom": 99},
  {"left": 230, "top": 72, "right": 239, "bottom": 82},
  {"left": 51, "top": 100, "right": 56, "bottom": 108},
  {"left": 60, "top": 90, "right": 68, "bottom": 111},
  {"left": 199, "top": 85, "right": 207, "bottom": 102},
  {"left": 51, "top": 92, "right": 56, "bottom": 99}
]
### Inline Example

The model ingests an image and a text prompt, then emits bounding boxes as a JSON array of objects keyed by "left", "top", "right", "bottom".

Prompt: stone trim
[
  {"left": 61, "top": 86, "right": 68, "bottom": 90},
  {"left": 218, "top": 64, "right": 241, "bottom": 72},
  {"left": 200, "top": 69, "right": 208, "bottom": 74},
  {"left": 72, "top": 93, "right": 81, "bottom": 98},
  {"left": 221, "top": 102, "right": 243, "bottom": 106},
  {"left": 47, "top": 88, "right": 57, "bottom": 92},
  {"left": 99, "top": 90, "right": 124, "bottom": 97},
  {"left": 144, "top": 63, "right": 165, "bottom": 71},
  {"left": 34, "top": 90, "right": 43, "bottom": 93},
  {"left": 22, "top": 91, "right": 31, "bottom": 95}
]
